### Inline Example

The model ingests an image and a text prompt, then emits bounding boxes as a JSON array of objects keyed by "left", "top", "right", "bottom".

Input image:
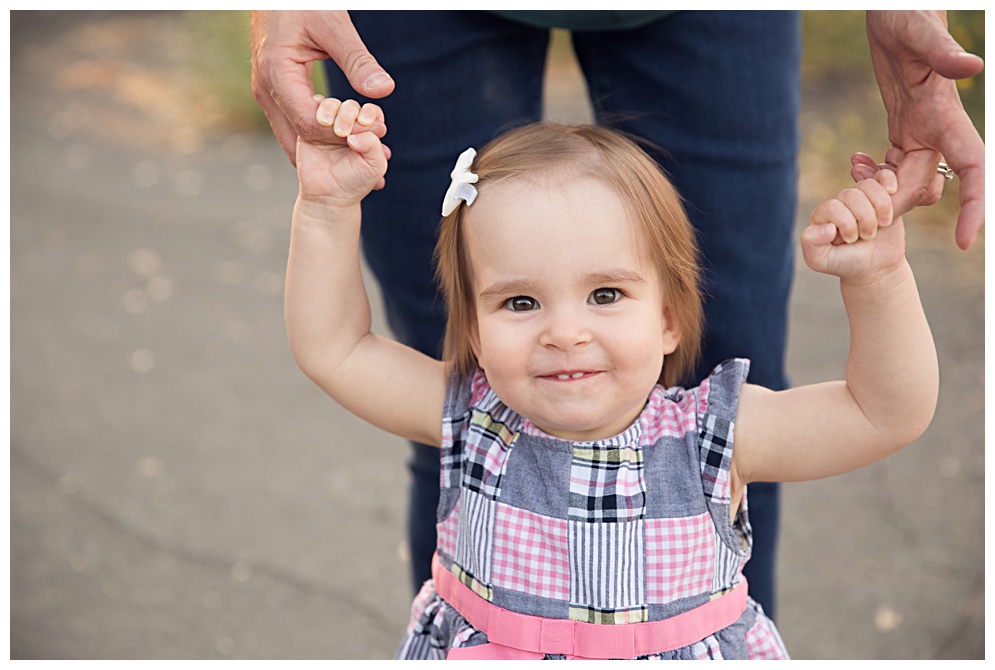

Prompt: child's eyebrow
[
  {"left": 477, "top": 278, "right": 543, "bottom": 302},
  {"left": 585, "top": 269, "right": 647, "bottom": 286},
  {"left": 477, "top": 269, "right": 646, "bottom": 302}
]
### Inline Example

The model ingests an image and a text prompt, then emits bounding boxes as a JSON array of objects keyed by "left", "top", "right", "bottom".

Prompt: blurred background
[{"left": 9, "top": 10, "right": 984, "bottom": 660}]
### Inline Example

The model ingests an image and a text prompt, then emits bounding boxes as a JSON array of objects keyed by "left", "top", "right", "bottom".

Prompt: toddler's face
[{"left": 465, "top": 176, "right": 679, "bottom": 441}]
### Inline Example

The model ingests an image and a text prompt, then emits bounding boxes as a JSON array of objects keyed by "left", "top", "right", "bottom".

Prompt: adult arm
[{"left": 250, "top": 10, "right": 394, "bottom": 165}]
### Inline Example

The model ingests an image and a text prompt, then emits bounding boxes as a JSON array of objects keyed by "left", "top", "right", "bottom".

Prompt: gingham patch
[
  {"left": 645, "top": 513, "right": 715, "bottom": 603},
  {"left": 696, "top": 376, "right": 711, "bottom": 415},
  {"left": 641, "top": 386, "right": 699, "bottom": 443},
  {"left": 746, "top": 608, "right": 789, "bottom": 659},
  {"left": 568, "top": 442, "right": 646, "bottom": 523},
  {"left": 693, "top": 636, "right": 724, "bottom": 660},
  {"left": 436, "top": 499, "right": 459, "bottom": 559},
  {"left": 491, "top": 503, "right": 570, "bottom": 600}
]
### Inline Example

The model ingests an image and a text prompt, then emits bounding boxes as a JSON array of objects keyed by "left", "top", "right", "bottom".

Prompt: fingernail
[
  {"left": 364, "top": 72, "right": 392, "bottom": 91},
  {"left": 316, "top": 110, "right": 333, "bottom": 126}
]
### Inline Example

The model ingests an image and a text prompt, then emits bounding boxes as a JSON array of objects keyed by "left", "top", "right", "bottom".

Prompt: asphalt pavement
[{"left": 9, "top": 11, "right": 985, "bottom": 660}]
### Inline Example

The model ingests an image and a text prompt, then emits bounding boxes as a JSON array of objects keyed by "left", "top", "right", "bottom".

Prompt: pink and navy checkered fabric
[{"left": 397, "top": 359, "right": 789, "bottom": 659}]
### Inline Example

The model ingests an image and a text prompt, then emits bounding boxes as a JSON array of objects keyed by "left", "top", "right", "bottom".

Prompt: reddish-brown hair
[{"left": 434, "top": 122, "right": 703, "bottom": 388}]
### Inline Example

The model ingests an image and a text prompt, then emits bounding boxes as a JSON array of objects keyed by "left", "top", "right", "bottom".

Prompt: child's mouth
[{"left": 541, "top": 370, "right": 598, "bottom": 381}]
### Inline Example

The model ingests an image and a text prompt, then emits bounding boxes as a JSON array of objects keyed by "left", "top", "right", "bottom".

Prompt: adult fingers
[
  {"left": 952, "top": 162, "right": 985, "bottom": 250},
  {"left": 867, "top": 11, "right": 985, "bottom": 80},
  {"left": 250, "top": 12, "right": 326, "bottom": 164},
  {"left": 850, "top": 152, "right": 884, "bottom": 183},
  {"left": 906, "top": 12, "right": 985, "bottom": 80},
  {"left": 255, "top": 82, "right": 304, "bottom": 165},
  {"left": 932, "top": 117, "right": 986, "bottom": 250},
  {"left": 891, "top": 149, "right": 945, "bottom": 217}
]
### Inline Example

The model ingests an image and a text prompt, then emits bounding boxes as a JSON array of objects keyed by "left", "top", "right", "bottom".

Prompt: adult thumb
[
  {"left": 912, "top": 14, "right": 984, "bottom": 80},
  {"left": 316, "top": 15, "right": 395, "bottom": 99}
]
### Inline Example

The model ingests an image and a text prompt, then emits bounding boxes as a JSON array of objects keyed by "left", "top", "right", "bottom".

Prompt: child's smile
[{"left": 465, "top": 175, "right": 680, "bottom": 442}]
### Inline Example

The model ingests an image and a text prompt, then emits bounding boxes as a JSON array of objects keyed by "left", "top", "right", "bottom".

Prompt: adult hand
[
  {"left": 251, "top": 10, "right": 394, "bottom": 166},
  {"left": 866, "top": 10, "right": 984, "bottom": 250}
]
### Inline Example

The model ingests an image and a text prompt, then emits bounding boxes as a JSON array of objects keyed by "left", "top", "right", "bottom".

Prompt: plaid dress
[{"left": 396, "top": 359, "right": 787, "bottom": 660}]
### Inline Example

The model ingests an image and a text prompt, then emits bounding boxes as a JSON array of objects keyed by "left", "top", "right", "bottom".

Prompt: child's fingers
[
  {"left": 812, "top": 193, "right": 861, "bottom": 243},
  {"left": 846, "top": 179, "right": 897, "bottom": 240},
  {"left": 345, "top": 130, "right": 382, "bottom": 155},
  {"left": 333, "top": 99, "right": 362, "bottom": 137},
  {"left": 800, "top": 220, "right": 837, "bottom": 271},
  {"left": 802, "top": 221, "right": 838, "bottom": 248},
  {"left": 315, "top": 97, "right": 342, "bottom": 128},
  {"left": 856, "top": 174, "right": 896, "bottom": 233},
  {"left": 315, "top": 99, "right": 386, "bottom": 141},
  {"left": 356, "top": 103, "right": 387, "bottom": 139},
  {"left": 370, "top": 142, "right": 392, "bottom": 190},
  {"left": 871, "top": 168, "right": 898, "bottom": 200},
  {"left": 346, "top": 131, "right": 388, "bottom": 175}
]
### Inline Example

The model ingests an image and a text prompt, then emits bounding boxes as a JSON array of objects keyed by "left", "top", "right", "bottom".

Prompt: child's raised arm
[
  {"left": 731, "top": 161, "right": 940, "bottom": 495},
  {"left": 285, "top": 99, "right": 445, "bottom": 446}
]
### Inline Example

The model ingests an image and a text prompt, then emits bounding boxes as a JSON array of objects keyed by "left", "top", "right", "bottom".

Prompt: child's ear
[{"left": 662, "top": 306, "right": 680, "bottom": 355}]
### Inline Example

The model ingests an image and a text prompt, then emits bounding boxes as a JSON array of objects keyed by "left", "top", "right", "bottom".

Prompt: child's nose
[{"left": 539, "top": 309, "right": 593, "bottom": 350}]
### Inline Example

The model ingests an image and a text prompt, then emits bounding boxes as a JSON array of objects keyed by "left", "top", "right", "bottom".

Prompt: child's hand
[
  {"left": 802, "top": 164, "right": 906, "bottom": 283},
  {"left": 295, "top": 97, "right": 390, "bottom": 209}
]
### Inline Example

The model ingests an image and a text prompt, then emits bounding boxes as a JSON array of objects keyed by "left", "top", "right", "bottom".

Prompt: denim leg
[
  {"left": 572, "top": 10, "right": 801, "bottom": 620},
  {"left": 323, "top": 10, "right": 549, "bottom": 595}
]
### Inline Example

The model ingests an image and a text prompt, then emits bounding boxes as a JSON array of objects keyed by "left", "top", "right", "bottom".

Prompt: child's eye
[
  {"left": 589, "top": 288, "right": 622, "bottom": 305},
  {"left": 504, "top": 296, "right": 539, "bottom": 312}
]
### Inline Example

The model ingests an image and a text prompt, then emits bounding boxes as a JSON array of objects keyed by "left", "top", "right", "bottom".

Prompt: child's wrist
[
  {"left": 839, "top": 259, "right": 912, "bottom": 292},
  {"left": 294, "top": 193, "right": 362, "bottom": 222}
]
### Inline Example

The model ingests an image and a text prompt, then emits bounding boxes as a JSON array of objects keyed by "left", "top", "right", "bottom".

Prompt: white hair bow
[{"left": 441, "top": 148, "right": 478, "bottom": 216}]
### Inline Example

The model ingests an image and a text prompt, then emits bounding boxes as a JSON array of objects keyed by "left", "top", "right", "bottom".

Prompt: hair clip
[{"left": 441, "top": 148, "right": 479, "bottom": 216}]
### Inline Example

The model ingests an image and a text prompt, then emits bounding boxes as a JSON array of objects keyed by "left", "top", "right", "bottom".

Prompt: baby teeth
[{"left": 556, "top": 372, "right": 586, "bottom": 380}]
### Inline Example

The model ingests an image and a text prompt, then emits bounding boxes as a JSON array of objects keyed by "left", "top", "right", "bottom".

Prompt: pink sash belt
[{"left": 433, "top": 554, "right": 748, "bottom": 660}]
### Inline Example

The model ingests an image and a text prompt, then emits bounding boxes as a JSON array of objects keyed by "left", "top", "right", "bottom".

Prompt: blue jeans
[{"left": 325, "top": 10, "right": 799, "bottom": 621}]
